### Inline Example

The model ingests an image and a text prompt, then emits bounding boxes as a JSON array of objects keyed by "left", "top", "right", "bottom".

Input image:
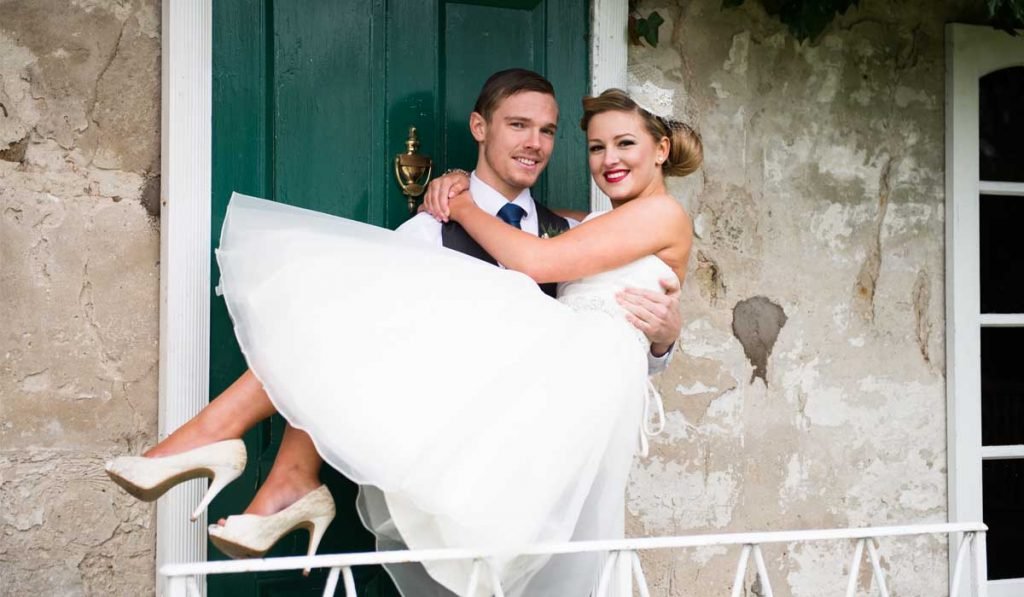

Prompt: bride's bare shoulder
[{"left": 625, "top": 194, "right": 691, "bottom": 232}]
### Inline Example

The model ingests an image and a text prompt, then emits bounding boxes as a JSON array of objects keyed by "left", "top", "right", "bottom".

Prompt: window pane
[
  {"left": 980, "top": 66, "right": 1024, "bottom": 183},
  {"left": 980, "top": 195, "right": 1024, "bottom": 313},
  {"left": 982, "top": 328, "right": 1024, "bottom": 445},
  {"left": 983, "top": 459, "right": 1024, "bottom": 580}
]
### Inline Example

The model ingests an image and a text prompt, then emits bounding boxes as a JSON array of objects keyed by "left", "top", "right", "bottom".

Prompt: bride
[{"left": 106, "top": 87, "right": 701, "bottom": 596}]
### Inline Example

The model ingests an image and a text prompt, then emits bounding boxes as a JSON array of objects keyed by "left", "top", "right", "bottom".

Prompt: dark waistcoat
[{"left": 441, "top": 200, "right": 570, "bottom": 298}]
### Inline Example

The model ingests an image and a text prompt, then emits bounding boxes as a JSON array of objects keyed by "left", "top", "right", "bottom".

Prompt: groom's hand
[
  {"left": 424, "top": 171, "right": 471, "bottom": 222},
  {"left": 616, "top": 277, "right": 682, "bottom": 357}
]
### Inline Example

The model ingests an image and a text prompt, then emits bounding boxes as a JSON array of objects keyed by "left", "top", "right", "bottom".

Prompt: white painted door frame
[
  {"left": 157, "top": 1, "right": 626, "bottom": 594},
  {"left": 945, "top": 23, "right": 1024, "bottom": 597}
]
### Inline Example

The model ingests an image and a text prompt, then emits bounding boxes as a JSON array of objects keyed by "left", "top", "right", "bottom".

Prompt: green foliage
[
  {"left": 988, "top": 0, "right": 1024, "bottom": 34},
  {"left": 627, "top": 0, "right": 1024, "bottom": 48},
  {"left": 724, "top": 0, "right": 1024, "bottom": 41},
  {"left": 724, "top": 0, "right": 858, "bottom": 41},
  {"left": 628, "top": 0, "right": 666, "bottom": 47}
]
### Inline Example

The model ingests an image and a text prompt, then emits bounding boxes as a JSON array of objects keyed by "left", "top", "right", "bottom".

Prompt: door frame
[
  {"left": 945, "top": 23, "right": 1024, "bottom": 597},
  {"left": 157, "top": 1, "right": 625, "bottom": 594}
]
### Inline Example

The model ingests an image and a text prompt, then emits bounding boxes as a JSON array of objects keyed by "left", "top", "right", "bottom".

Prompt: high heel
[
  {"left": 105, "top": 439, "right": 247, "bottom": 521},
  {"left": 208, "top": 485, "right": 335, "bottom": 575}
]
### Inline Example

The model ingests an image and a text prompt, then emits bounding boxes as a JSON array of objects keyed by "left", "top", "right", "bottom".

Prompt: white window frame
[
  {"left": 158, "top": 2, "right": 626, "bottom": 594},
  {"left": 945, "top": 23, "right": 1024, "bottom": 597}
]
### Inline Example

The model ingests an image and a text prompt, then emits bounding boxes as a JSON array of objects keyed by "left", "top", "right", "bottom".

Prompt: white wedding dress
[{"left": 216, "top": 193, "right": 669, "bottom": 596}]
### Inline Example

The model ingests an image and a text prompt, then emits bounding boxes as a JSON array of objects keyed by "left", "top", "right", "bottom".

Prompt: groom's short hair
[{"left": 473, "top": 68, "right": 555, "bottom": 123}]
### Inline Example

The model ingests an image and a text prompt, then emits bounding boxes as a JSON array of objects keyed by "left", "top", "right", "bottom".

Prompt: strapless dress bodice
[{"left": 558, "top": 252, "right": 677, "bottom": 349}]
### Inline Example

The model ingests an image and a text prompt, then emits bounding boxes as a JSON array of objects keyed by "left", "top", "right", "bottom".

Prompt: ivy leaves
[
  {"left": 629, "top": 0, "right": 666, "bottom": 47},
  {"left": 723, "top": 0, "right": 1024, "bottom": 41},
  {"left": 723, "top": 0, "right": 859, "bottom": 42},
  {"left": 629, "top": 0, "right": 1024, "bottom": 48},
  {"left": 987, "top": 0, "right": 1024, "bottom": 34}
]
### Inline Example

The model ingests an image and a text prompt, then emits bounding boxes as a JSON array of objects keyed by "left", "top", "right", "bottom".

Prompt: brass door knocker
[{"left": 394, "top": 127, "right": 433, "bottom": 213}]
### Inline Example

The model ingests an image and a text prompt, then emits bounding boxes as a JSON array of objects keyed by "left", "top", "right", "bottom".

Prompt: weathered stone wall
[
  {"left": 0, "top": 1, "right": 160, "bottom": 595},
  {"left": 0, "top": 0, "right": 995, "bottom": 594},
  {"left": 628, "top": 0, "right": 974, "bottom": 594}
]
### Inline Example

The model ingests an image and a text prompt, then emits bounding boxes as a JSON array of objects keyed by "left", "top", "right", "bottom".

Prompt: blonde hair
[{"left": 580, "top": 88, "right": 703, "bottom": 177}]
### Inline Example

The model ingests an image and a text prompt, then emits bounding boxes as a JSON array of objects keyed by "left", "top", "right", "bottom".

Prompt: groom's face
[{"left": 470, "top": 91, "right": 559, "bottom": 199}]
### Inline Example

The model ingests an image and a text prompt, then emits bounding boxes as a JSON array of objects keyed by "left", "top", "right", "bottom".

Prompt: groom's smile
[{"left": 512, "top": 155, "right": 542, "bottom": 173}]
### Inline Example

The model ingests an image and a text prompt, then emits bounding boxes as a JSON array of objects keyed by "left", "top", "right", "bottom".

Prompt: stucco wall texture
[
  {"left": 0, "top": 1, "right": 160, "bottom": 595},
  {"left": 628, "top": 0, "right": 976, "bottom": 595},
  {"left": 0, "top": 0, "right": 991, "bottom": 595}
]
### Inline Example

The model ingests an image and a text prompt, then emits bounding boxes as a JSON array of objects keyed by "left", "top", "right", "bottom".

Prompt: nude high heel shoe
[
  {"left": 105, "top": 439, "right": 247, "bottom": 521},
  {"left": 208, "top": 485, "right": 335, "bottom": 575}
]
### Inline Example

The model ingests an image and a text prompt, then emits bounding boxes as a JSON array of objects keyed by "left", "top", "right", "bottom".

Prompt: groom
[{"left": 397, "top": 68, "right": 681, "bottom": 372}]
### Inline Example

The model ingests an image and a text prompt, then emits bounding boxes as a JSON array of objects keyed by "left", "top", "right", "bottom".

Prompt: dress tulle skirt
[{"left": 216, "top": 194, "right": 649, "bottom": 596}]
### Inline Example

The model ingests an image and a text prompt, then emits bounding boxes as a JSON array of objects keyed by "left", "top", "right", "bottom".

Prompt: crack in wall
[
  {"left": 695, "top": 250, "right": 726, "bottom": 305},
  {"left": 77, "top": 259, "right": 125, "bottom": 380},
  {"left": 86, "top": 17, "right": 128, "bottom": 135},
  {"left": 852, "top": 157, "right": 893, "bottom": 322},
  {"left": 912, "top": 268, "right": 932, "bottom": 364}
]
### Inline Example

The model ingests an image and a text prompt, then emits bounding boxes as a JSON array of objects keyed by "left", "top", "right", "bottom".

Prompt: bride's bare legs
[
  {"left": 144, "top": 369, "right": 276, "bottom": 458},
  {"left": 217, "top": 423, "right": 323, "bottom": 524},
  {"left": 135, "top": 370, "right": 322, "bottom": 519}
]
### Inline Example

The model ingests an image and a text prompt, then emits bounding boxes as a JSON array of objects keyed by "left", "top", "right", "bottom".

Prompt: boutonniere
[{"left": 541, "top": 224, "right": 565, "bottom": 239}]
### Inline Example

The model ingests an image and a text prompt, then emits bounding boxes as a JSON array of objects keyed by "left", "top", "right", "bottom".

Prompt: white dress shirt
[
  {"left": 395, "top": 171, "right": 672, "bottom": 374},
  {"left": 396, "top": 172, "right": 548, "bottom": 246}
]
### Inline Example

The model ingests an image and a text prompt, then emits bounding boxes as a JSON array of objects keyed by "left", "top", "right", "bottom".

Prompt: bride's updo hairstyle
[{"left": 580, "top": 89, "right": 703, "bottom": 178}]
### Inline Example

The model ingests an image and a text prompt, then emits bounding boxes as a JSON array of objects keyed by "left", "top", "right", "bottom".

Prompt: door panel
[
  {"left": 212, "top": 1, "right": 588, "bottom": 594},
  {"left": 274, "top": 1, "right": 387, "bottom": 219},
  {"left": 442, "top": 2, "right": 545, "bottom": 189}
]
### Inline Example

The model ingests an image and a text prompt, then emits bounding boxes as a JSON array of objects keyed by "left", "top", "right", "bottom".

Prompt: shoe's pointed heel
[
  {"left": 105, "top": 439, "right": 247, "bottom": 521},
  {"left": 191, "top": 464, "right": 246, "bottom": 521},
  {"left": 302, "top": 514, "right": 335, "bottom": 576},
  {"left": 207, "top": 485, "right": 335, "bottom": 567}
]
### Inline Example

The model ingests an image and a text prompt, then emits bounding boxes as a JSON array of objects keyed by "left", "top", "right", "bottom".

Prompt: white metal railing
[{"left": 161, "top": 522, "right": 988, "bottom": 596}]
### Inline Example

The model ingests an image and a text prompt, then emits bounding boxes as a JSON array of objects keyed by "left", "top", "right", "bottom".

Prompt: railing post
[
  {"left": 951, "top": 532, "right": 973, "bottom": 597},
  {"left": 342, "top": 567, "right": 358, "bottom": 596},
  {"left": 751, "top": 545, "right": 774, "bottom": 597},
  {"left": 185, "top": 576, "right": 202, "bottom": 597},
  {"left": 616, "top": 547, "right": 633, "bottom": 596},
  {"left": 846, "top": 539, "right": 866, "bottom": 597},
  {"left": 323, "top": 568, "right": 341, "bottom": 597},
  {"left": 595, "top": 551, "right": 620, "bottom": 597},
  {"left": 465, "top": 559, "right": 482, "bottom": 595},
  {"left": 630, "top": 551, "right": 652, "bottom": 597},
  {"left": 488, "top": 560, "right": 506, "bottom": 597},
  {"left": 972, "top": 531, "right": 988, "bottom": 597},
  {"left": 865, "top": 538, "right": 890, "bottom": 597},
  {"left": 730, "top": 545, "right": 753, "bottom": 597},
  {"left": 166, "top": 577, "right": 188, "bottom": 597}
]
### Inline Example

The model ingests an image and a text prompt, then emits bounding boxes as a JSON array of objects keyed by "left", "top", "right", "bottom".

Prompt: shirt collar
[{"left": 469, "top": 171, "right": 534, "bottom": 218}]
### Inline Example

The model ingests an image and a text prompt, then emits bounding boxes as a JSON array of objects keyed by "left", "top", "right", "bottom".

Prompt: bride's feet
[
  {"left": 105, "top": 439, "right": 247, "bottom": 521},
  {"left": 209, "top": 484, "right": 335, "bottom": 574},
  {"left": 222, "top": 470, "right": 323, "bottom": 522}
]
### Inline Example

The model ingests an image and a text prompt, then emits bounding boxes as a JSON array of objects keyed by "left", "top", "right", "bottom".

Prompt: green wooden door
[{"left": 210, "top": 1, "right": 588, "bottom": 594}]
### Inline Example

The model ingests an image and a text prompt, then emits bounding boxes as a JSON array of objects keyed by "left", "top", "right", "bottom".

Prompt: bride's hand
[
  {"left": 423, "top": 170, "right": 470, "bottom": 222},
  {"left": 447, "top": 191, "right": 475, "bottom": 222}
]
